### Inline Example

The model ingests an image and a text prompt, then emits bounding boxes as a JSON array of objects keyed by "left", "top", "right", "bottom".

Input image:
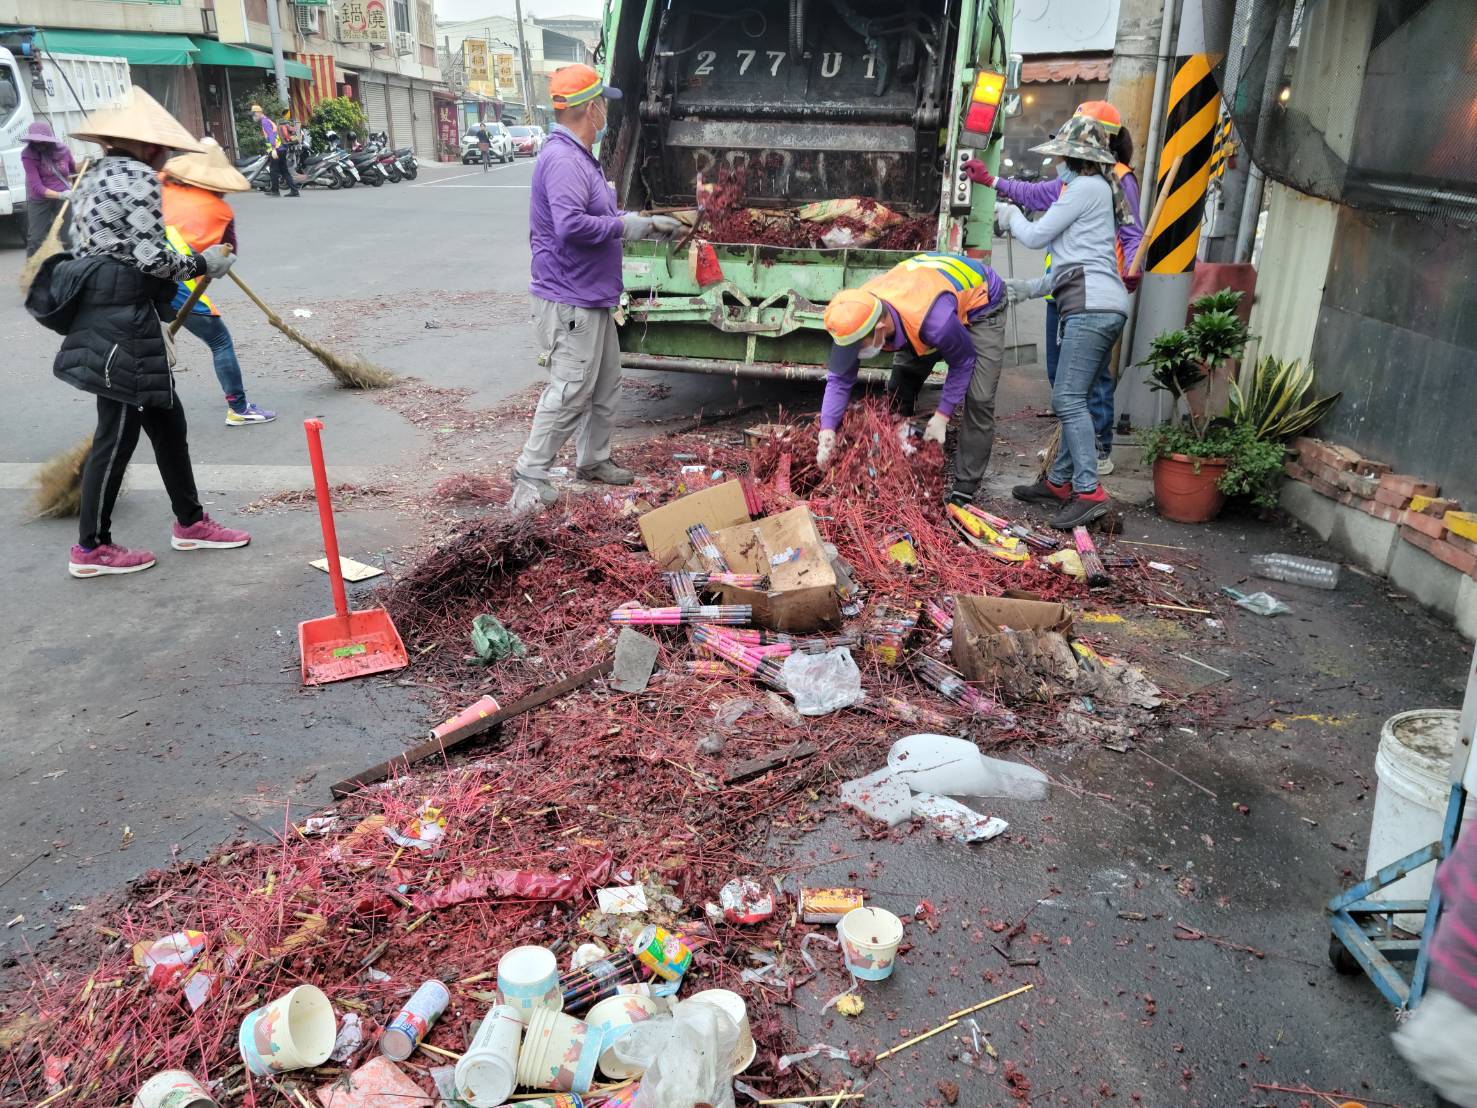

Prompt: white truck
[{"left": 0, "top": 39, "right": 131, "bottom": 225}]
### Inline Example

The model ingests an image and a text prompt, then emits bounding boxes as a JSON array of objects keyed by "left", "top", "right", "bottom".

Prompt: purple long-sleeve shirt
[
  {"left": 997, "top": 170, "right": 1143, "bottom": 274},
  {"left": 528, "top": 127, "right": 625, "bottom": 309},
  {"left": 820, "top": 267, "right": 1004, "bottom": 430},
  {"left": 22, "top": 142, "right": 76, "bottom": 201}
]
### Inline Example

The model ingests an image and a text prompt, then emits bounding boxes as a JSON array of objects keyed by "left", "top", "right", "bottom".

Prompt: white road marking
[
  {"left": 413, "top": 162, "right": 530, "bottom": 186},
  {"left": 418, "top": 184, "right": 532, "bottom": 189}
]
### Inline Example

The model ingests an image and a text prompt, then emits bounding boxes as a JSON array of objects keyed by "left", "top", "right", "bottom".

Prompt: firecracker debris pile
[{"left": 2, "top": 401, "right": 1222, "bottom": 1107}]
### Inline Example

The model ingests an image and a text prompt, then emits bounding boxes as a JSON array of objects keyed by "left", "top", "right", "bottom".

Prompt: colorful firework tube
[
  {"left": 494, "top": 1096, "right": 584, "bottom": 1108},
  {"left": 925, "top": 599, "right": 954, "bottom": 634},
  {"left": 609, "top": 605, "right": 752, "bottom": 626},
  {"left": 693, "top": 572, "right": 768, "bottom": 589},
  {"left": 947, "top": 504, "right": 1021, "bottom": 551},
  {"left": 664, "top": 571, "right": 701, "bottom": 607},
  {"left": 429, "top": 696, "right": 502, "bottom": 742},
  {"left": 684, "top": 660, "right": 748, "bottom": 678},
  {"left": 740, "top": 476, "right": 764, "bottom": 517},
  {"left": 913, "top": 656, "right": 1017, "bottom": 726},
  {"left": 690, "top": 627, "right": 787, "bottom": 687},
  {"left": 964, "top": 504, "right": 1059, "bottom": 551},
  {"left": 632, "top": 925, "right": 693, "bottom": 981},
  {"left": 380, "top": 979, "right": 450, "bottom": 1061},
  {"left": 790, "top": 631, "right": 860, "bottom": 653},
  {"left": 775, "top": 452, "right": 793, "bottom": 495},
  {"left": 558, "top": 949, "right": 643, "bottom": 1012},
  {"left": 686, "top": 523, "right": 730, "bottom": 573},
  {"left": 1072, "top": 526, "right": 1111, "bottom": 588}
]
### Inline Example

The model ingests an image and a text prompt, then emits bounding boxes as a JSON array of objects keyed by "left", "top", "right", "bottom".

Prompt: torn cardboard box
[
  {"left": 711, "top": 507, "right": 841, "bottom": 632},
  {"left": 952, "top": 594, "right": 1076, "bottom": 701},
  {"left": 638, "top": 479, "right": 752, "bottom": 569}
]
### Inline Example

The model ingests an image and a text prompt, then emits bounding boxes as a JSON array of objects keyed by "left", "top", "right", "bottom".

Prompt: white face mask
[{"left": 857, "top": 339, "right": 884, "bottom": 360}]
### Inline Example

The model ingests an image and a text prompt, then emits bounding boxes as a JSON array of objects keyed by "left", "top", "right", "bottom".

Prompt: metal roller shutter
[
  {"left": 411, "top": 85, "right": 436, "bottom": 158},
  {"left": 361, "top": 77, "right": 390, "bottom": 141},
  {"left": 388, "top": 80, "right": 413, "bottom": 149}
]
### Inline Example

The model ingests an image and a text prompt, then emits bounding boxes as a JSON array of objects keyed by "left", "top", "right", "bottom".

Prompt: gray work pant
[
  {"left": 514, "top": 296, "right": 621, "bottom": 481},
  {"left": 888, "top": 307, "right": 1007, "bottom": 496}
]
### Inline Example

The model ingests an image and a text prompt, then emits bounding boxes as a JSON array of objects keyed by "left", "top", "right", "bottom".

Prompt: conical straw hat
[
  {"left": 164, "top": 139, "right": 250, "bottom": 193},
  {"left": 71, "top": 86, "right": 206, "bottom": 152}
]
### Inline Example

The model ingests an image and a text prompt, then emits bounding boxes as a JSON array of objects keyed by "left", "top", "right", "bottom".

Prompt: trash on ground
[
  {"left": 910, "top": 793, "right": 1009, "bottom": 842},
  {"left": 310, "top": 555, "right": 384, "bottom": 581},
  {"left": 839, "top": 768, "right": 913, "bottom": 826},
  {"left": 1223, "top": 586, "right": 1292, "bottom": 616},
  {"left": 316, "top": 1054, "right": 433, "bottom": 1108},
  {"left": 887, "top": 734, "right": 1049, "bottom": 800},
  {"left": 596, "top": 885, "right": 650, "bottom": 915},
  {"left": 470, "top": 613, "right": 526, "bottom": 663},
  {"left": 800, "top": 887, "right": 867, "bottom": 924},
  {"left": 782, "top": 647, "right": 863, "bottom": 715},
  {"left": 611, "top": 627, "right": 660, "bottom": 692}
]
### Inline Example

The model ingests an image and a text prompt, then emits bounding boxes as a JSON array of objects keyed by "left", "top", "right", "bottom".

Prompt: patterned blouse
[{"left": 72, "top": 155, "right": 205, "bottom": 283}]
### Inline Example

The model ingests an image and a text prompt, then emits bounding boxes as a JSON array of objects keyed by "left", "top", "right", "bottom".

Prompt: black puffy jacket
[{"left": 27, "top": 253, "right": 178, "bottom": 409}]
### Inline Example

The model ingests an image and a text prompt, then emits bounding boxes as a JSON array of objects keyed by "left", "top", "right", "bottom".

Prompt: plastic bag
[
  {"left": 783, "top": 647, "right": 863, "bottom": 716},
  {"left": 470, "top": 613, "right": 526, "bottom": 663},
  {"left": 1222, "top": 587, "right": 1292, "bottom": 617},
  {"left": 910, "top": 794, "right": 1008, "bottom": 842},
  {"left": 613, "top": 1003, "right": 741, "bottom": 1108},
  {"left": 887, "top": 734, "right": 1048, "bottom": 800}
]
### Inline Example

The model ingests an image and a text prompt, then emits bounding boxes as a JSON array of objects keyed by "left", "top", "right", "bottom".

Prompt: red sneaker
[
  {"left": 1050, "top": 486, "right": 1111, "bottom": 530},
  {"left": 1011, "top": 477, "right": 1072, "bottom": 503},
  {"left": 171, "top": 515, "right": 251, "bottom": 550},
  {"left": 69, "top": 543, "right": 157, "bottom": 578}
]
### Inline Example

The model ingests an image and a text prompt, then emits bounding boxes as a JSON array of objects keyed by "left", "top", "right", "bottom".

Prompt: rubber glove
[
  {"left": 648, "top": 214, "right": 686, "bottom": 241},
  {"left": 815, "top": 428, "right": 837, "bottom": 468},
  {"left": 922, "top": 411, "right": 948, "bottom": 446},
  {"left": 962, "top": 159, "right": 995, "bottom": 187},
  {"left": 54, "top": 188, "right": 73, "bottom": 200},
  {"left": 620, "top": 212, "right": 655, "bottom": 240},
  {"left": 994, "top": 201, "right": 1020, "bottom": 237},
  {"left": 200, "top": 244, "right": 236, "bottom": 278},
  {"left": 1004, "top": 277, "right": 1034, "bottom": 305}
]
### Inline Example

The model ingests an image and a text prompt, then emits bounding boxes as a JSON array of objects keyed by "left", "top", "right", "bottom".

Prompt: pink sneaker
[
  {"left": 69, "top": 543, "right": 157, "bottom": 578},
  {"left": 171, "top": 515, "right": 251, "bottom": 551}
]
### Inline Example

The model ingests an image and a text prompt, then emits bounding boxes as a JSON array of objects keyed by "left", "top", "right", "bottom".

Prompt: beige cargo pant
[{"left": 514, "top": 295, "right": 622, "bottom": 483}]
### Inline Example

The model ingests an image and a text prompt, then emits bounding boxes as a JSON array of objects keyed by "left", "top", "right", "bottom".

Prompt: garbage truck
[{"left": 598, "top": 0, "right": 1017, "bottom": 379}]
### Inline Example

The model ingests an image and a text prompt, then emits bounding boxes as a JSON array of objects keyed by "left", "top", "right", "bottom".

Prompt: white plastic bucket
[{"left": 1367, "top": 709, "right": 1468, "bottom": 925}]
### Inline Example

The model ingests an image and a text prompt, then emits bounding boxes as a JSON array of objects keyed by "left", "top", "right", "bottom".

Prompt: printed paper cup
[
  {"left": 238, "top": 984, "right": 336, "bottom": 1075},
  {"left": 132, "top": 1070, "right": 217, "bottom": 1108},
  {"left": 838, "top": 907, "right": 903, "bottom": 982},
  {"left": 497, "top": 944, "right": 561, "bottom": 1025},
  {"left": 517, "top": 1007, "right": 600, "bottom": 1094},
  {"left": 587, "top": 991, "right": 662, "bottom": 1079},
  {"left": 456, "top": 1004, "right": 522, "bottom": 1107},
  {"left": 681, "top": 988, "right": 756, "bottom": 1074}
]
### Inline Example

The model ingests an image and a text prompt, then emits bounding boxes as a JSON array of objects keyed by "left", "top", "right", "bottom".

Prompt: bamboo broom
[
  {"left": 18, "top": 158, "right": 91, "bottom": 293},
  {"left": 226, "top": 269, "right": 398, "bottom": 390}
]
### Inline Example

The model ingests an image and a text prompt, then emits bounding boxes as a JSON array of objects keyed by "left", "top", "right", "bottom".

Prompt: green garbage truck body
[{"left": 598, "top": 0, "right": 1015, "bottom": 379}]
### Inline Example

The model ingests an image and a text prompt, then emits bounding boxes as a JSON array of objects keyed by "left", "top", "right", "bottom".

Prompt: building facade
[{"left": 437, "top": 12, "right": 593, "bottom": 127}]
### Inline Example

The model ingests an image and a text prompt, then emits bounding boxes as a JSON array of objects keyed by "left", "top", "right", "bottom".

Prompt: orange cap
[
  {"left": 1076, "top": 100, "right": 1122, "bottom": 133},
  {"left": 824, "top": 290, "right": 884, "bottom": 346},
  {"left": 549, "top": 63, "right": 621, "bottom": 109}
]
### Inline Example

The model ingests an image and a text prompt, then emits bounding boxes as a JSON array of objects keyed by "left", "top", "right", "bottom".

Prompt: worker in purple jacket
[
  {"left": 1394, "top": 827, "right": 1477, "bottom": 1106},
  {"left": 966, "top": 101, "right": 1142, "bottom": 475},
  {"left": 21, "top": 120, "right": 77, "bottom": 255},
  {"left": 509, "top": 64, "right": 683, "bottom": 513}
]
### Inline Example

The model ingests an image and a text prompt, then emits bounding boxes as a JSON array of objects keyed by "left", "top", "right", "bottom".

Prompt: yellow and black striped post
[
  {"left": 1143, "top": 53, "right": 1221, "bottom": 273},
  {"left": 1209, "top": 110, "right": 1235, "bottom": 180}
]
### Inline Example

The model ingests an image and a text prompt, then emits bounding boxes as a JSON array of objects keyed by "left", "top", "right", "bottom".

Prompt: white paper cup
[
  {"left": 455, "top": 1004, "right": 523, "bottom": 1107},
  {"left": 132, "top": 1070, "right": 217, "bottom": 1108},
  {"left": 381, "top": 978, "right": 450, "bottom": 1061},
  {"left": 517, "top": 1006, "right": 599, "bottom": 1093},
  {"left": 838, "top": 907, "right": 903, "bottom": 982},
  {"left": 680, "top": 988, "right": 756, "bottom": 1074},
  {"left": 238, "top": 984, "right": 336, "bottom": 1075},
  {"left": 586, "top": 991, "right": 662, "bottom": 1079},
  {"left": 497, "top": 944, "right": 561, "bottom": 1025}
]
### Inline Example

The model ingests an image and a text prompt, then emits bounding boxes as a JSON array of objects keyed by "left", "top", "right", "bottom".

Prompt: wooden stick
[
  {"left": 875, "top": 1018, "right": 958, "bottom": 1061},
  {"left": 169, "top": 276, "right": 213, "bottom": 336},
  {"left": 417, "top": 1042, "right": 462, "bottom": 1061},
  {"left": 1128, "top": 153, "right": 1183, "bottom": 276},
  {"left": 1147, "top": 602, "right": 1212, "bottom": 614},
  {"left": 946, "top": 982, "right": 1034, "bottom": 1020},
  {"left": 757, "top": 1097, "right": 863, "bottom": 1105},
  {"left": 1137, "top": 749, "right": 1217, "bottom": 798},
  {"left": 1119, "top": 539, "right": 1188, "bottom": 550}
]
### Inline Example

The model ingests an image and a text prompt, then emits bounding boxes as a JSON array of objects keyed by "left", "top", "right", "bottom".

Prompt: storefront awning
[
  {"left": 189, "top": 37, "right": 313, "bottom": 80},
  {"left": 1021, "top": 56, "right": 1111, "bottom": 84},
  {"left": 30, "top": 28, "right": 199, "bottom": 67}
]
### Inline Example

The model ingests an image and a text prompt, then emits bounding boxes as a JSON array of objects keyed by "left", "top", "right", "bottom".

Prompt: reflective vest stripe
[
  {"left": 904, "top": 252, "right": 984, "bottom": 291},
  {"left": 164, "top": 225, "right": 216, "bottom": 315}
]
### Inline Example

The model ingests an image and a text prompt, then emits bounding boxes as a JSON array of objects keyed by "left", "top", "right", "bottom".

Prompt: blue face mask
[
  {"left": 595, "top": 124, "right": 607, "bottom": 143},
  {"left": 1055, "top": 162, "right": 1077, "bottom": 184}
]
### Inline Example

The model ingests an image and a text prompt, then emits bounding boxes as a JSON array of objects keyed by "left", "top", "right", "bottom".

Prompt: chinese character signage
[
  {"left": 338, "top": 0, "right": 390, "bottom": 44},
  {"left": 465, "top": 38, "right": 490, "bottom": 82},
  {"left": 493, "top": 52, "right": 517, "bottom": 92}
]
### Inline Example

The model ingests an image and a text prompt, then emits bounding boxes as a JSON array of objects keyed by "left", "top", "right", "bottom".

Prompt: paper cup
[
  {"left": 518, "top": 1006, "right": 599, "bottom": 1094},
  {"left": 680, "top": 988, "right": 756, "bottom": 1074},
  {"left": 238, "top": 984, "right": 336, "bottom": 1075},
  {"left": 455, "top": 1004, "right": 522, "bottom": 1107},
  {"left": 132, "top": 1070, "right": 217, "bottom": 1108},
  {"left": 838, "top": 907, "right": 903, "bottom": 982},
  {"left": 587, "top": 992, "right": 662, "bottom": 1079},
  {"left": 381, "top": 979, "right": 450, "bottom": 1061},
  {"left": 497, "top": 945, "right": 561, "bottom": 1025}
]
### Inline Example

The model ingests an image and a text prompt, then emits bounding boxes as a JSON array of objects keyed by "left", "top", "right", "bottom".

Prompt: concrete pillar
[{"left": 1104, "top": 0, "right": 1168, "bottom": 179}]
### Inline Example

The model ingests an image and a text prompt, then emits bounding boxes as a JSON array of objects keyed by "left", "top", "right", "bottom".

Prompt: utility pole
[
  {"left": 511, "top": 0, "right": 538, "bottom": 125},
  {"left": 265, "top": 0, "right": 290, "bottom": 103},
  {"left": 1104, "top": 0, "right": 1169, "bottom": 184}
]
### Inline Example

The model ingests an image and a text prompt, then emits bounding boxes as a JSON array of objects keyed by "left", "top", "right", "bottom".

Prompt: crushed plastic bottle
[{"left": 1248, "top": 553, "right": 1341, "bottom": 590}]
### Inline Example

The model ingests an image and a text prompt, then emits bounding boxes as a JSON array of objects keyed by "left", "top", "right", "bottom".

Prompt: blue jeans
[
  {"left": 1048, "top": 311, "right": 1126, "bottom": 493},
  {"left": 182, "top": 312, "right": 247, "bottom": 411},
  {"left": 1045, "top": 298, "right": 1116, "bottom": 456}
]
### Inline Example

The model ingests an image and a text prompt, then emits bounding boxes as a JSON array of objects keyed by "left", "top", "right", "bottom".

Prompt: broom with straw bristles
[
  {"left": 226, "top": 269, "right": 397, "bottom": 390},
  {"left": 18, "top": 158, "right": 91, "bottom": 293}
]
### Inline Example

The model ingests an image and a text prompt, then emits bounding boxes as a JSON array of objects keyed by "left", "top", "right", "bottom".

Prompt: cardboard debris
[
  {"left": 952, "top": 594, "right": 1077, "bottom": 700},
  {"left": 310, "top": 556, "right": 384, "bottom": 582},
  {"left": 711, "top": 507, "right": 840, "bottom": 632},
  {"left": 638, "top": 479, "right": 751, "bottom": 567}
]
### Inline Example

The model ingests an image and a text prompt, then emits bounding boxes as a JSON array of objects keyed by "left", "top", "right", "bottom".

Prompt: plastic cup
[
  {"left": 837, "top": 907, "right": 904, "bottom": 982},
  {"left": 132, "top": 1070, "right": 217, "bottom": 1108},
  {"left": 497, "top": 945, "right": 561, "bottom": 1025},
  {"left": 381, "top": 979, "right": 450, "bottom": 1061},
  {"left": 238, "top": 984, "right": 336, "bottom": 1075},
  {"left": 517, "top": 1006, "right": 600, "bottom": 1094},
  {"left": 455, "top": 1004, "right": 523, "bottom": 1107},
  {"left": 680, "top": 988, "right": 756, "bottom": 1074},
  {"left": 586, "top": 992, "right": 662, "bottom": 1079}
]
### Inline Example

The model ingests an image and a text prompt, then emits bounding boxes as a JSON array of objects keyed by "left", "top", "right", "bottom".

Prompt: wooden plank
[
  {"left": 329, "top": 660, "right": 613, "bottom": 798},
  {"left": 723, "top": 741, "right": 818, "bottom": 785}
]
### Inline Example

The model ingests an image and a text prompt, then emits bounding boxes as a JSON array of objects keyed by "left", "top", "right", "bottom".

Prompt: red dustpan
[{"left": 298, "top": 418, "right": 408, "bottom": 686}]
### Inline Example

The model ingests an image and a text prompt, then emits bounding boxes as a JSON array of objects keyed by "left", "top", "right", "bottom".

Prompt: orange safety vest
[
  {"left": 860, "top": 253, "right": 995, "bottom": 355},
  {"left": 161, "top": 181, "right": 234, "bottom": 253}
]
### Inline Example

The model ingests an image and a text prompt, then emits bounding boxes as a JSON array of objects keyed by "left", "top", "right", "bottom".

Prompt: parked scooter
[{"left": 368, "top": 131, "right": 417, "bottom": 180}]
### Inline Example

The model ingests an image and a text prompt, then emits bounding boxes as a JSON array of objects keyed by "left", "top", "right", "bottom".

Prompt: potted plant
[{"left": 1138, "top": 290, "right": 1251, "bottom": 522}]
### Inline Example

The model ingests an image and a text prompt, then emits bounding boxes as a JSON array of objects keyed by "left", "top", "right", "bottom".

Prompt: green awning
[
  {"left": 31, "top": 28, "right": 199, "bottom": 67},
  {"left": 189, "top": 37, "right": 313, "bottom": 80}
]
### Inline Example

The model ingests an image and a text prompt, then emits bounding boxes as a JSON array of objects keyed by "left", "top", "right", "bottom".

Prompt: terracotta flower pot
[{"left": 1152, "top": 453, "right": 1227, "bottom": 523}]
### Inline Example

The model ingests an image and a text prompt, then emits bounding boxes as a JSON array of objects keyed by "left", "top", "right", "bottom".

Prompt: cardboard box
[
  {"left": 711, "top": 507, "right": 840, "bottom": 632},
  {"left": 638, "top": 479, "right": 752, "bottom": 569},
  {"left": 952, "top": 594, "right": 1076, "bottom": 700}
]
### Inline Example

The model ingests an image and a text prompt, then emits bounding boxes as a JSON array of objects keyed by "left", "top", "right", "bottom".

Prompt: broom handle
[
  {"left": 304, "top": 419, "right": 350, "bottom": 620},
  {"left": 225, "top": 268, "right": 278, "bottom": 322},
  {"left": 168, "top": 245, "right": 229, "bottom": 336},
  {"left": 1128, "top": 153, "right": 1183, "bottom": 278}
]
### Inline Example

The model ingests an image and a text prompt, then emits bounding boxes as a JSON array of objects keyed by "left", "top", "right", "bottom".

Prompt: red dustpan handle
[{"left": 304, "top": 418, "right": 349, "bottom": 620}]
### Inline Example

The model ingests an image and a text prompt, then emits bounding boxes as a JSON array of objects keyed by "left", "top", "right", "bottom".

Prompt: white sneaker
[{"left": 1097, "top": 455, "right": 1115, "bottom": 476}]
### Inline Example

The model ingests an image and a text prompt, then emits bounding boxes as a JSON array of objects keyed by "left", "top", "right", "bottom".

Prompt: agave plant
[{"left": 1229, "top": 356, "right": 1342, "bottom": 441}]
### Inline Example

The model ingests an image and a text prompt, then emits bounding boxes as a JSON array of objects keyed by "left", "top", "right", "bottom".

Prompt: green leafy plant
[
  {"left": 1138, "top": 288, "right": 1250, "bottom": 441},
  {"left": 1141, "top": 421, "right": 1285, "bottom": 509},
  {"left": 308, "top": 96, "right": 369, "bottom": 150},
  {"left": 233, "top": 81, "right": 286, "bottom": 158},
  {"left": 1229, "top": 355, "right": 1341, "bottom": 441}
]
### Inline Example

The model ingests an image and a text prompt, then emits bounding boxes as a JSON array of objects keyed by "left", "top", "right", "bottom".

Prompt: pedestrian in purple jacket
[{"left": 21, "top": 120, "right": 77, "bottom": 256}]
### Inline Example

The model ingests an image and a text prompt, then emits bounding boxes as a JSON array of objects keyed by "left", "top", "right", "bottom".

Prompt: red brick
[
  {"left": 1283, "top": 461, "right": 1311, "bottom": 482},
  {"left": 1368, "top": 502, "right": 1404, "bottom": 524},
  {"left": 1402, "top": 527, "right": 1477, "bottom": 577},
  {"left": 1355, "top": 460, "right": 1392, "bottom": 478},
  {"left": 1337, "top": 471, "right": 1380, "bottom": 499},
  {"left": 1342, "top": 495, "right": 1377, "bottom": 515},
  {"left": 1325, "top": 444, "right": 1364, "bottom": 470},
  {"left": 1417, "top": 497, "right": 1462, "bottom": 518},
  {"left": 1289, "top": 436, "right": 1323, "bottom": 460},
  {"left": 1313, "top": 462, "right": 1345, "bottom": 486},
  {"left": 1449, "top": 534, "right": 1477, "bottom": 558},
  {"left": 1308, "top": 475, "right": 1340, "bottom": 500},
  {"left": 1375, "top": 486, "right": 1413, "bottom": 509},
  {"left": 1402, "top": 510, "right": 1448, "bottom": 540},
  {"left": 1380, "top": 473, "right": 1439, "bottom": 499}
]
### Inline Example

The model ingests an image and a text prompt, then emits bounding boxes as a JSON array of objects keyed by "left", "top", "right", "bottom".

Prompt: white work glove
[
  {"left": 1004, "top": 278, "right": 1034, "bottom": 305},
  {"left": 648, "top": 214, "right": 685, "bottom": 241},
  {"left": 55, "top": 188, "right": 73, "bottom": 200},
  {"left": 621, "top": 213, "right": 686, "bottom": 241},
  {"left": 815, "top": 428, "right": 837, "bottom": 468},
  {"left": 200, "top": 244, "right": 236, "bottom": 279},
  {"left": 922, "top": 411, "right": 949, "bottom": 446},
  {"left": 994, "top": 201, "right": 1020, "bottom": 237}
]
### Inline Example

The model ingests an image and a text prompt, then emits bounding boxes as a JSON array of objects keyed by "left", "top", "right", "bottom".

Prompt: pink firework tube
[
  {"left": 380, "top": 979, "right": 450, "bottom": 1060},
  {"left": 696, "top": 572, "right": 768, "bottom": 588},
  {"left": 966, "top": 503, "right": 1059, "bottom": 550},
  {"left": 913, "top": 656, "right": 1017, "bottom": 727},
  {"left": 609, "top": 605, "right": 752, "bottom": 625},
  {"left": 1072, "top": 526, "right": 1110, "bottom": 587},
  {"left": 686, "top": 523, "right": 730, "bottom": 573},
  {"left": 924, "top": 599, "right": 954, "bottom": 634},
  {"left": 740, "top": 476, "right": 764, "bottom": 517},
  {"left": 790, "top": 632, "right": 860, "bottom": 653},
  {"left": 665, "top": 572, "right": 701, "bottom": 607},
  {"left": 691, "top": 628, "right": 786, "bottom": 687},
  {"left": 430, "top": 696, "right": 502, "bottom": 741},
  {"left": 684, "top": 660, "right": 748, "bottom": 678}
]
